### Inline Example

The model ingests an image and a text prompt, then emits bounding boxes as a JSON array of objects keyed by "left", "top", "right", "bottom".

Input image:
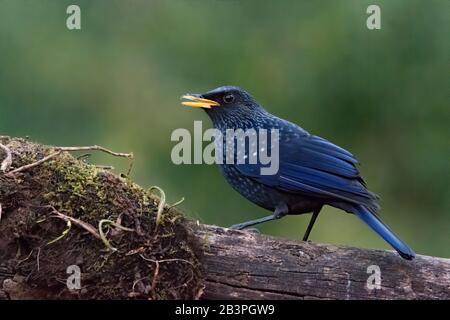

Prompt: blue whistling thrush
[{"left": 181, "top": 86, "right": 415, "bottom": 260}]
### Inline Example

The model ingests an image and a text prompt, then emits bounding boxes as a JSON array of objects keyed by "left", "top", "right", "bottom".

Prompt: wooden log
[
  {"left": 1, "top": 136, "right": 449, "bottom": 300},
  {"left": 195, "top": 225, "right": 450, "bottom": 300}
]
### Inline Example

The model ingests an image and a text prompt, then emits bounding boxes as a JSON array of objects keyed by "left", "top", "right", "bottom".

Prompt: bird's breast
[{"left": 218, "top": 164, "right": 278, "bottom": 211}]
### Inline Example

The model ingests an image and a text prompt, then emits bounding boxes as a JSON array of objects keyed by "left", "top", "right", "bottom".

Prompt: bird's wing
[
  {"left": 286, "top": 135, "right": 361, "bottom": 179},
  {"left": 235, "top": 133, "right": 379, "bottom": 211}
]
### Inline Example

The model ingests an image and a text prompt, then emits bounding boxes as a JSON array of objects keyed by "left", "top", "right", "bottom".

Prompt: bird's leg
[
  {"left": 302, "top": 208, "right": 321, "bottom": 241},
  {"left": 230, "top": 204, "right": 288, "bottom": 230}
]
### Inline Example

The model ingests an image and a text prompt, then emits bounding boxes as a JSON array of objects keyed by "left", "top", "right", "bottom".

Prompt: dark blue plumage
[{"left": 182, "top": 86, "right": 415, "bottom": 260}]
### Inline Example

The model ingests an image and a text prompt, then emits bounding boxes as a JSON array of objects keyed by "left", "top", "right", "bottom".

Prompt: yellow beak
[{"left": 181, "top": 95, "right": 220, "bottom": 109}]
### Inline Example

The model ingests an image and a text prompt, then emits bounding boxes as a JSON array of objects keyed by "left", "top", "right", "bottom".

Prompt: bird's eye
[{"left": 223, "top": 93, "right": 235, "bottom": 104}]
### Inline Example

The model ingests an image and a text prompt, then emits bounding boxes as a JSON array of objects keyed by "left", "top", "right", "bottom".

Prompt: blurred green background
[{"left": 0, "top": 0, "right": 448, "bottom": 257}]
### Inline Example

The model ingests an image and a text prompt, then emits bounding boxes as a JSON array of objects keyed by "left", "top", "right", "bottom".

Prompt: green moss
[{"left": 0, "top": 137, "right": 203, "bottom": 299}]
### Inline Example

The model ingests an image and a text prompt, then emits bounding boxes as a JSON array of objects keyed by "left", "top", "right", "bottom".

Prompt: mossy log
[{"left": 1, "top": 136, "right": 449, "bottom": 300}]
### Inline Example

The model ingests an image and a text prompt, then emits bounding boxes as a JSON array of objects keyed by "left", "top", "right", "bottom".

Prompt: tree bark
[
  {"left": 1, "top": 136, "right": 449, "bottom": 300},
  {"left": 195, "top": 225, "right": 450, "bottom": 299}
]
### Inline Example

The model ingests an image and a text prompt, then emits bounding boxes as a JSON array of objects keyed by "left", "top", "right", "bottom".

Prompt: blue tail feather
[{"left": 354, "top": 205, "right": 415, "bottom": 260}]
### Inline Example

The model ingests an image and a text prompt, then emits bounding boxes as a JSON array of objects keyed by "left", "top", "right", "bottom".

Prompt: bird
[{"left": 181, "top": 86, "right": 415, "bottom": 260}]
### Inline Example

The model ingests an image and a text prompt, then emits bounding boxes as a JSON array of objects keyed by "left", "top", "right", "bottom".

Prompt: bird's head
[{"left": 181, "top": 86, "right": 265, "bottom": 127}]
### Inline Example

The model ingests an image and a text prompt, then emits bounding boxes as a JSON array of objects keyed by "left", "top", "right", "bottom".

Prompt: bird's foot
[
  {"left": 245, "top": 227, "right": 261, "bottom": 234},
  {"left": 229, "top": 224, "right": 260, "bottom": 233},
  {"left": 229, "top": 223, "right": 248, "bottom": 230}
]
